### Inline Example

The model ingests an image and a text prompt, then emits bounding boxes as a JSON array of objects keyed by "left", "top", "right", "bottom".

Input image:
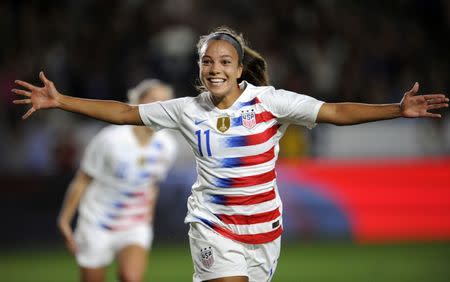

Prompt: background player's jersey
[
  {"left": 139, "top": 81, "right": 324, "bottom": 244},
  {"left": 78, "top": 125, "right": 177, "bottom": 231}
]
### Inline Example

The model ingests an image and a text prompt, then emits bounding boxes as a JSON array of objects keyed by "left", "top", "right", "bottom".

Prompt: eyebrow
[{"left": 202, "top": 55, "right": 234, "bottom": 59}]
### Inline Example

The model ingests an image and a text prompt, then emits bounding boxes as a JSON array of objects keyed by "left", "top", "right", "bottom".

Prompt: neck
[
  {"left": 132, "top": 126, "right": 153, "bottom": 146},
  {"left": 211, "top": 85, "right": 243, "bottom": 109}
]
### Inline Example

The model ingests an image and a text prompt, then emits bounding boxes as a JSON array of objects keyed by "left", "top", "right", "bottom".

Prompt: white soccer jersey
[
  {"left": 79, "top": 125, "right": 177, "bottom": 231},
  {"left": 139, "top": 81, "right": 324, "bottom": 244}
]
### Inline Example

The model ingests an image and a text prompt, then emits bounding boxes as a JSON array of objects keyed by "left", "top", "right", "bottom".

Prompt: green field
[{"left": 1, "top": 242, "right": 449, "bottom": 282}]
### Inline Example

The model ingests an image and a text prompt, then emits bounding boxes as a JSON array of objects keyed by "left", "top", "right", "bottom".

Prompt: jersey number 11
[{"left": 195, "top": 129, "right": 212, "bottom": 157}]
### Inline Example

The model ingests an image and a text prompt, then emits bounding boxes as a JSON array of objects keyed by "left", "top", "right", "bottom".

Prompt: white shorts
[
  {"left": 74, "top": 219, "right": 153, "bottom": 268},
  {"left": 189, "top": 222, "right": 280, "bottom": 282}
]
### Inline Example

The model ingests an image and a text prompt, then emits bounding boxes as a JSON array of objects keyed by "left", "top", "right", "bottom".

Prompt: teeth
[{"left": 209, "top": 78, "right": 225, "bottom": 83}]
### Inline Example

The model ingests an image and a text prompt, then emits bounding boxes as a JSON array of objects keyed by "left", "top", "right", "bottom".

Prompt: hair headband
[{"left": 206, "top": 32, "right": 244, "bottom": 62}]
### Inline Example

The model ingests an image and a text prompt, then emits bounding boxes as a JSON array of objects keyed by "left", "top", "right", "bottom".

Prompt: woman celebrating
[
  {"left": 57, "top": 79, "right": 177, "bottom": 282},
  {"left": 13, "top": 27, "right": 448, "bottom": 282}
]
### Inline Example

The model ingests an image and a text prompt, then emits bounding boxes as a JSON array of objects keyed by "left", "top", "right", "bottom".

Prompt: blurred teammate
[
  {"left": 57, "top": 79, "right": 177, "bottom": 282},
  {"left": 13, "top": 27, "right": 448, "bottom": 282}
]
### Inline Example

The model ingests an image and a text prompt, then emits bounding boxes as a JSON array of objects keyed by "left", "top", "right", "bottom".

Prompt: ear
[{"left": 237, "top": 63, "right": 243, "bottom": 79}]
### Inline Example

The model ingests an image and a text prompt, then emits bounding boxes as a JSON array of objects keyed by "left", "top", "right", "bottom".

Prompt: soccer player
[
  {"left": 13, "top": 27, "right": 448, "bottom": 282},
  {"left": 56, "top": 79, "right": 177, "bottom": 282}
]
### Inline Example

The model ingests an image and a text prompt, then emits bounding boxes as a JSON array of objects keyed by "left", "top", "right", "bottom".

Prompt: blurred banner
[{"left": 277, "top": 157, "right": 450, "bottom": 242}]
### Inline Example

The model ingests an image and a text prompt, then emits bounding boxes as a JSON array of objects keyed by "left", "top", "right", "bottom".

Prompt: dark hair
[
  {"left": 196, "top": 26, "right": 270, "bottom": 91},
  {"left": 240, "top": 46, "right": 269, "bottom": 87}
]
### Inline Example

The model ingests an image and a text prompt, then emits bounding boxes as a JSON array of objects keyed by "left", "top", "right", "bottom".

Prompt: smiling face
[{"left": 199, "top": 39, "right": 243, "bottom": 107}]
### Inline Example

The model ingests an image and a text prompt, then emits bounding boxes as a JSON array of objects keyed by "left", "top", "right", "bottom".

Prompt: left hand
[{"left": 400, "top": 82, "right": 448, "bottom": 118}]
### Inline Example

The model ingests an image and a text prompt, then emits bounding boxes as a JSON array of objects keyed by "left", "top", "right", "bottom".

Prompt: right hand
[
  {"left": 58, "top": 221, "right": 77, "bottom": 255},
  {"left": 12, "top": 71, "right": 62, "bottom": 120}
]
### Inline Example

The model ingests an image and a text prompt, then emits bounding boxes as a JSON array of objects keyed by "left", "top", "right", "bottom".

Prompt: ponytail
[{"left": 239, "top": 46, "right": 269, "bottom": 86}]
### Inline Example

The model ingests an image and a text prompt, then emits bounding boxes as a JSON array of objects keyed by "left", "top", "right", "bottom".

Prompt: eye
[
  {"left": 222, "top": 60, "right": 232, "bottom": 65},
  {"left": 201, "top": 59, "right": 212, "bottom": 65}
]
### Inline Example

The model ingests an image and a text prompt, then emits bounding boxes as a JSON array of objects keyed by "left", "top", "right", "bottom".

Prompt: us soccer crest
[
  {"left": 137, "top": 156, "right": 146, "bottom": 167},
  {"left": 217, "top": 116, "right": 230, "bottom": 133},
  {"left": 241, "top": 109, "right": 256, "bottom": 129},
  {"left": 200, "top": 246, "right": 214, "bottom": 269}
]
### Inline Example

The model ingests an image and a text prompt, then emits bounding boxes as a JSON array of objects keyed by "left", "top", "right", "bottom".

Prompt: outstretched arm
[
  {"left": 13, "top": 71, "right": 143, "bottom": 125},
  {"left": 317, "top": 82, "right": 448, "bottom": 125}
]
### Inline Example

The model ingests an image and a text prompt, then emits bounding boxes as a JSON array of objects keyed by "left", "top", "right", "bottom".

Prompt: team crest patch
[
  {"left": 217, "top": 116, "right": 230, "bottom": 133},
  {"left": 137, "top": 156, "right": 146, "bottom": 167},
  {"left": 242, "top": 109, "right": 256, "bottom": 129},
  {"left": 200, "top": 246, "right": 214, "bottom": 269}
]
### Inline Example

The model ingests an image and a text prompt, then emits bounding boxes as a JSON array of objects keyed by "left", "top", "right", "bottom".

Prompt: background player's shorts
[
  {"left": 74, "top": 219, "right": 154, "bottom": 268},
  {"left": 189, "top": 222, "right": 280, "bottom": 282}
]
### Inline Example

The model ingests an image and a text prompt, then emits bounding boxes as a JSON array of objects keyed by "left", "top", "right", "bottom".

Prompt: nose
[{"left": 209, "top": 62, "right": 220, "bottom": 74}]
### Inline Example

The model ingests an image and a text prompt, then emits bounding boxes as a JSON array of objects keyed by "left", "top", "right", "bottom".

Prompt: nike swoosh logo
[{"left": 194, "top": 119, "right": 207, "bottom": 125}]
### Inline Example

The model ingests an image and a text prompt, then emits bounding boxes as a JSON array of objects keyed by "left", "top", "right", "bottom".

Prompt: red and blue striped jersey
[
  {"left": 79, "top": 125, "right": 177, "bottom": 231},
  {"left": 139, "top": 81, "right": 324, "bottom": 244}
]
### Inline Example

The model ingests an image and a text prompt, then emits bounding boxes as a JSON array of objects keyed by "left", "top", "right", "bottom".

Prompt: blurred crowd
[{"left": 1, "top": 0, "right": 449, "bottom": 175}]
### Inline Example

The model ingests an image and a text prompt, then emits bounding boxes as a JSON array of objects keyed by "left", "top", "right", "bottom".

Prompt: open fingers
[
  {"left": 407, "top": 82, "right": 419, "bottom": 96},
  {"left": 39, "top": 71, "right": 52, "bottom": 87},
  {"left": 427, "top": 103, "right": 448, "bottom": 110},
  {"left": 11, "top": 88, "right": 32, "bottom": 97},
  {"left": 423, "top": 95, "right": 449, "bottom": 103},
  {"left": 425, "top": 112, "right": 442, "bottom": 118},
  {"left": 424, "top": 95, "right": 449, "bottom": 112},
  {"left": 22, "top": 107, "right": 36, "bottom": 120},
  {"left": 13, "top": 99, "right": 31, "bottom": 104},
  {"left": 15, "top": 80, "right": 38, "bottom": 91}
]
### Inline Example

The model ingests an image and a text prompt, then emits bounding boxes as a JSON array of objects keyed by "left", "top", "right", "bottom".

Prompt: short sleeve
[
  {"left": 80, "top": 127, "right": 111, "bottom": 178},
  {"left": 138, "top": 97, "right": 188, "bottom": 131},
  {"left": 154, "top": 131, "right": 178, "bottom": 183},
  {"left": 260, "top": 88, "right": 324, "bottom": 129}
]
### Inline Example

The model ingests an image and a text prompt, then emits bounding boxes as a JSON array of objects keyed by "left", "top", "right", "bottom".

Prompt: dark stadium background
[{"left": 0, "top": 1, "right": 449, "bottom": 281}]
